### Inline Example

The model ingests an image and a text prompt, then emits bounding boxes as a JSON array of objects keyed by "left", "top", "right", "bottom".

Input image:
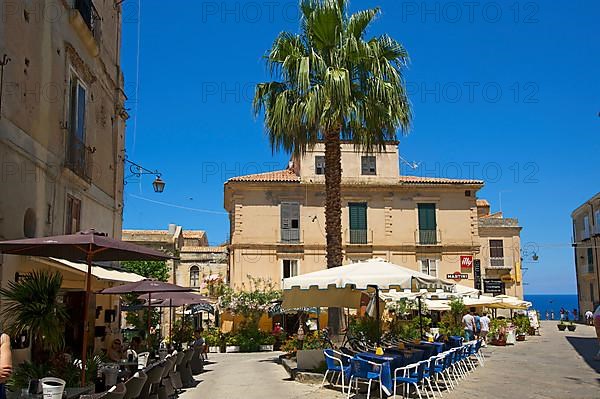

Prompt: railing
[
  {"left": 281, "top": 229, "right": 301, "bottom": 243},
  {"left": 490, "top": 257, "right": 505, "bottom": 267},
  {"left": 75, "top": 0, "right": 102, "bottom": 41},
  {"left": 66, "top": 135, "right": 92, "bottom": 180},
  {"left": 349, "top": 229, "right": 368, "bottom": 244},
  {"left": 580, "top": 229, "right": 591, "bottom": 241},
  {"left": 416, "top": 229, "right": 440, "bottom": 245}
]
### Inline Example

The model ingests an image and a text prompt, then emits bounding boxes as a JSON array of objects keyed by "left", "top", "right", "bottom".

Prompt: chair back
[
  {"left": 137, "top": 352, "right": 150, "bottom": 369},
  {"left": 123, "top": 371, "right": 148, "bottom": 399},
  {"left": 105, "top": 383, "right": 127, "bottom": 399},
  {"left": 160, "top": 355, "right": 173, "bottom": 379},
  {"left": 428, "top": 356, "right": 438, "bottom": 375},
  {"left": 350, "top": 357, "right": 378, "bottom": 380},
  {"left": 175, "top": 351, "right": 186, "bottom": 368},
  {"left": 414, "top": 361, "right": 427, "bottom": 381},
  {"left": 183, "top": 348, "right": 194, "bottom": 363},
  {"left": 324, "top": 349, "right": 343, "bottom": 370},
  {"left": 443, "top": 352, "right": 452, "bottom": 369}
]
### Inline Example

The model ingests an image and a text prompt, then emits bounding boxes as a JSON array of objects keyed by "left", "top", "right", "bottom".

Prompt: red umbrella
[{"left": 0, "top": 230, "right": 172, "bottom": 384}]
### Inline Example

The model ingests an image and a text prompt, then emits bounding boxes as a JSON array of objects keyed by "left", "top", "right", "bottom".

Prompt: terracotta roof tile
[
  {"left": 227, "top": 169, "right": 300, "bottom": 183},
  {"left": 399, "top": 175, "right": 484, "bottom": 185},
  {"left": 181, "top": 246, "right": 228, "bottom": 253}
]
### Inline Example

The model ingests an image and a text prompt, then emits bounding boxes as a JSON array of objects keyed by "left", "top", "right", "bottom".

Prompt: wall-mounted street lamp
[{"left": 125, "top": 158, "right": 165, "bottom": 193}]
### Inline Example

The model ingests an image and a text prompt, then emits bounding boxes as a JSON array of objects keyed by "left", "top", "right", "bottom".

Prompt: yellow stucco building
[
  {"left": 224, "top": 142, "right": 523, "bottom": 299},
  {"left": 0, "top": 0, "right": 129, "bottom": 361}
]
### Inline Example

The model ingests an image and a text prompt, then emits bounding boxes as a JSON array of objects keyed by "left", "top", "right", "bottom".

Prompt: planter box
[
  {"left": 567, "top": 325, "right": 576, "bottom": 332},
  {"left": 296, "top": 349, "right": 325, "bottom": 371},
  {"left": 516, "top": 334, "right": 526, "bottom": 341},
  {"left": 208, "top": 346, "right": 220, "bottom": 353},
  {"left": 557, "top": 325, "right": 567, "bottom": 331},
  {"left": 260, "top": 345, "right": 274, "bottom": 351},
  {"left": 491, "top": 339, "right": 506, "bottom": 346},
  {"left": 225, "top": 346, "right": 240, "bottom": 353}
]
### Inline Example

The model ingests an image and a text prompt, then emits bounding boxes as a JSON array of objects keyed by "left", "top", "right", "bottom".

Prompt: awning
[{"left": 38, "top": 257, "right": 145, "bottom": 283}]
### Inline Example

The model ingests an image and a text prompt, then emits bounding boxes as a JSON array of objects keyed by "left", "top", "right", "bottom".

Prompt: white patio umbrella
[
  {"left": 486, "top": 295, "right": 532, "bottom": 309},
  {"left": 282, "top": 258, "right": 455, "bottom": 340}
]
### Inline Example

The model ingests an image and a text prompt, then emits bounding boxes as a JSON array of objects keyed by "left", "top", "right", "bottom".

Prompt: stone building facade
[
  {"left": 224, "top": 142, "right": 524, "bottom": 299},
  {"left": 572, "top": 193, "right": 600, "bottom": 313}
]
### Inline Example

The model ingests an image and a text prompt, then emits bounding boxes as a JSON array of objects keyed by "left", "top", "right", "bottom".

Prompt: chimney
[{"left": 168, "top": 223, "right": 177, "bottom": 235}]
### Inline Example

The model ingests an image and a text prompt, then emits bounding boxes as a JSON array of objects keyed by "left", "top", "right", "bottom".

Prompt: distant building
[
  {"left": 224, "top": 142, "right": 523, "bottom": 298},
  {"left": 572, "top": 193, "right": 600, "bottom": 313},
  {"left": 122, "top": 225, "right": 228, "bottom": 333}
]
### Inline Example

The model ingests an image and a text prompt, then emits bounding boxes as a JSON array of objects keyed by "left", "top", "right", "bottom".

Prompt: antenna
[{"left": 399, "top": 156, "right": 420, "bottom": 170}]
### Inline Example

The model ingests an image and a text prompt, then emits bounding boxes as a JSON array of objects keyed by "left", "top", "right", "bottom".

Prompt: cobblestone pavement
[
  {"left": 185, "top": 321, "right": 599, "bottom": 398},
  {"left": 444, "top": 321, "right": 600, "bottom": 399}
]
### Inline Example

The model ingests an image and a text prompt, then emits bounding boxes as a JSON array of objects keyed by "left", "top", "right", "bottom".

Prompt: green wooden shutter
[
  {"left": 418, "top": 204, "right": 436, "bottom": 230},
  {"left": 349, "top": 203, "right": 367, "bottom": 230}
]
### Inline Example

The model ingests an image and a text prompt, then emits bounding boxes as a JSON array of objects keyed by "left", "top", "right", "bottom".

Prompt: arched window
[{"left": 190, "top": 266, "right": 200, "bottom": 287}]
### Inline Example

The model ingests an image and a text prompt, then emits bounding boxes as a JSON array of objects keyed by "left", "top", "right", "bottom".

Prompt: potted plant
[
  {"left": 260, "top": 333, "right": 275, "bottom": 351},
  {"left": 513, "top": 315, "right": 529, "bottom": 341},
  {"left": 225, "top": 334, "right": 240, "bottom": 353},
  {"left": 205, "top": 328, "right": 221, "bottom": 353},
  {"left": 295, "top": 332, "right": 325, "bottom": 371},
  {"left": 489, "top": 319, "right": 508, "bottom": 346},
  {"left": 566, "top": 322, "right": 576, "bottom": 332},
  {"left": 557, "top": 321, "right": 567, "bottom": 331}
]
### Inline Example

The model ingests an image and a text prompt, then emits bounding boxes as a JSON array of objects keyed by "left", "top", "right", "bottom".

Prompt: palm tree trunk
[{"left": 324, "top": 128, "right": 344, "bottom": 335}]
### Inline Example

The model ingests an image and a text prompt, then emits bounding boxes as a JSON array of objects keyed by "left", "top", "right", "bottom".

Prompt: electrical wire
[{"left": 127, "top": 193, "right": 227, "bottom": 215}]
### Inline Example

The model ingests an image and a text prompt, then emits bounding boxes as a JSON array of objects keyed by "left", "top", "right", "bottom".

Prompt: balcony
[
  {"left": 280, "top": 229, "right": 301, "bottom": 244},
  {"left": 345, "top": 229, "right": 372, "bottom": 245},
  {"left": 69, "top": 0, "right": 101, "bottom": 56},
  {"left": 65, "top": 136, "right": 93, "bottom": 181},
  {"left": 490, "top": 257, "right": 505, "bottom": 267},
  {"left": 580, "top": 229, "right": 591, "bottom": 241},
  {"left": 415, "top": 229, "right": 441, "bottom": 245}
]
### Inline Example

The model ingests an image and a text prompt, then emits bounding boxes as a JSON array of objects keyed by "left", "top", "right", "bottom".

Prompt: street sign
[
  {"left": 447, "top": 272, "right": 469, "bottom": 281},
  {"left": 501, "top": 275, "right": 514, "bottom": 283},
  {"left": 483, "top": 279, "right": 505, "bottom": 294},
  {"left": 460, "top": 255, "right": 473, "bottom": 272}
]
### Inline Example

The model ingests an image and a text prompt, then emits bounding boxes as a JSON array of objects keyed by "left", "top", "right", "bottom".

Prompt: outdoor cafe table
[
  {"left": 420, "top": 341, "right": 445, "bottom": 355},
  {"left": 357, "top": 349, "right": 425, "bottom": 396}
]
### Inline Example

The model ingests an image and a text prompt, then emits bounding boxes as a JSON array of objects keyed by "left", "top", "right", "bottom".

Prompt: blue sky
[{"left": 120, "top": 1, "right": 600, "bottom": 294}]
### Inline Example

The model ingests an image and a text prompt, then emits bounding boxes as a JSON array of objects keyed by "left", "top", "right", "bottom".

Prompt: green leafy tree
[
  {"left": 0, "top": 270, "right": 69, "bottom": 355},
  {"left": 121, "top": 260, "right": 169, "bottom": 333},
  {"left": 254, "top": 0, "right": 411, "bottom": 332}
]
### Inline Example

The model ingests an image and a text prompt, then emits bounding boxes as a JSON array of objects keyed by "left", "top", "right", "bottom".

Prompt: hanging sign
[
  {"left": 474, "top": 259, "right": 482, "bottom": 290},
  {"left": 460, "top": 255, "right": 473, "bottom": 272},
  {"left": 446, "top": 271, "right": 468, "bottom": 281}
]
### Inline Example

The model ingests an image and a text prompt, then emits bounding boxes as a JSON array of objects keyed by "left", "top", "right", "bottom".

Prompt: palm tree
[
  {"left": 254, "top": 0, "right": 411, "bottom": 332},
  {"left": 0, "top": 270, "right": 69, "bottom": 356}
]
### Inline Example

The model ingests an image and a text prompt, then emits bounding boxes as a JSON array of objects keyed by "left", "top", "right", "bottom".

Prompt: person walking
[
  {"left": 545, "top": 310, "right": 550, "bottom": 320},
  {"left": 585, "top": 309, "right": 594, "bottom": 326},
  {"left": 560, "top": 308, "right": 565, "bottom": 321},
  {"left": 462, "top": 309, "right": 476, "bottom": 341},
  {"left": 479, "top": 313, "right": 491, "bottom": 346},
  {"left": 474, "top": 312, "right": 481, "bottom": 339},
  {"left": 550, "top": 310, "right": 555, "bottom": 320}
]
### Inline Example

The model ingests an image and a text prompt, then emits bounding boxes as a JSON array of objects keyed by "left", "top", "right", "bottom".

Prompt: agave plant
[{"left": 0, "top": 270, "right": 69, "bottom": 353}]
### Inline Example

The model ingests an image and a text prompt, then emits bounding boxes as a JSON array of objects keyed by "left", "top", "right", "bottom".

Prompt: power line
[{"left": 127, "top": 194, "right": 228, "bottom": 215}]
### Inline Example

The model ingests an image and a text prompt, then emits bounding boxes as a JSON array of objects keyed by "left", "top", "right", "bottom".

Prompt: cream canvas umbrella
[{"left": 487, "top": 295, "right": 531, "bottom": 309}]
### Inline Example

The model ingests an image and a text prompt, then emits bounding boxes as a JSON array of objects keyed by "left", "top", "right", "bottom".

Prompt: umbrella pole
[
  {"left": 169, "top": 299, "right": 173, "bottom": 343},
  {"left": 418, "top": 296, "right": 424, "bottom": 339},
  {"left": 375, "top": 286, "right": 381, "bottom": 345},
  {"left": 147, "top": 292, "right": 152, "bottom": 342},
  {"left": 80, "top": 250, "right": 93, "bottom": 386}
]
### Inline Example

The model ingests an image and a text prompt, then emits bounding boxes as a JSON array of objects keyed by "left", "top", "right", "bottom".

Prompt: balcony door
[
  {"left": 349, "top": 202, "right": 367, "bottom": 244},
  {"left": 281, "top": 202, "right": 300, "bottom": 243},
  {"left": 418, "top": 203, "right": 437, "bottom": 244}
]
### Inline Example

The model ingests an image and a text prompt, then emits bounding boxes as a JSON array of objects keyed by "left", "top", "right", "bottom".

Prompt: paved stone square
[{"left": 185, "top": 321, "right": 599, "bottom": 398}]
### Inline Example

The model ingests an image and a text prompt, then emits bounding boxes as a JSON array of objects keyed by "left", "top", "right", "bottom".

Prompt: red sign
[
  {"left": 460, "top": 255, "right": 473, "bottom": 271},
  {"left": 447, "top": 272, "right": 469, "bottom": 281}
]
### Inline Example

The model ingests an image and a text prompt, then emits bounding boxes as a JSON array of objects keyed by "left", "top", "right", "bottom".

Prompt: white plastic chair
[{"left": 137, "top": 352, "right": 150, "bottom": 369}]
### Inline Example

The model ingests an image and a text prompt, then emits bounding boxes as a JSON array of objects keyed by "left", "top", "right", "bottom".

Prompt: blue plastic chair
[
  {"left": 347, "top": 357, "right": 383, "bottom": 399},
  {"left": 322, "top": 349, "right": 352, "bottom": 393},
  {"left": 393, "top": 360, "right": 427, "bottom": 399}
]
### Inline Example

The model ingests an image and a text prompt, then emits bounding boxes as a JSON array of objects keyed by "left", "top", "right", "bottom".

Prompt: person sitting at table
[{"left": 107, "top": 338, "right": 124, "bottom": 362}]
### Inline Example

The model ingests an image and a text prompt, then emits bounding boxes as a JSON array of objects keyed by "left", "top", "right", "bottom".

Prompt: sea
[{"left": 524, "top": 294, "right": 579, "bottom": 320}]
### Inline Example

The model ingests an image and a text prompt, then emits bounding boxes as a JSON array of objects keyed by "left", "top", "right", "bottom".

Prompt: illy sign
[{"left": 460, "top": 255, "right": 473, "bottom": 272}]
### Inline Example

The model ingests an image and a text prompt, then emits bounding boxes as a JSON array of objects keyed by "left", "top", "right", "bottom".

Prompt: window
[
  {"left": 65, "top": 195, "right": 81, "bottom": 234},
  {"left": 420, "top": 259, "right": 438, "bottom": 277},
  {"left": 417, "top": 204, "right": 437, "bottom": 244},
  {"left": 190, "top": 266, "right": 200, "bottom": 287},
  {"left": 280, "top": 202, "right": 300, "bottom": 242},
  {"left": 583, "top": 215, "right": 590, "bottom": 239},
  {"left": 361, "top": 156, "right": 376, "bottom": 175},
  {"left": 66, "top": 74, "right": 88, "bottom": 177},
  {"left": 587, "top": 247, "right": 594, "bottom": 273},
  {"left": 75, "top": 0, "right": 101, "bottom": 39},
  {"left": 489, "top": 239, "right": 504, "bottom": 266},
  {"left": 282, "top": 260, "right": 298, "bottom": 279},
  {"left": 315, "top": 156, "right": 325, "bottom": 175},
  {"left": 349, "top": 202, "right": 367, "bottom": 244},
  {"left": 595, "top": 210, "right": 600, "bottom": 234}
]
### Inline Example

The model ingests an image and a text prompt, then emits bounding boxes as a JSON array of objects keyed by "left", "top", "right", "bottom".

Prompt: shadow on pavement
[{"left": 565, "top": 336, "right": 600, "bottom": 373}]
